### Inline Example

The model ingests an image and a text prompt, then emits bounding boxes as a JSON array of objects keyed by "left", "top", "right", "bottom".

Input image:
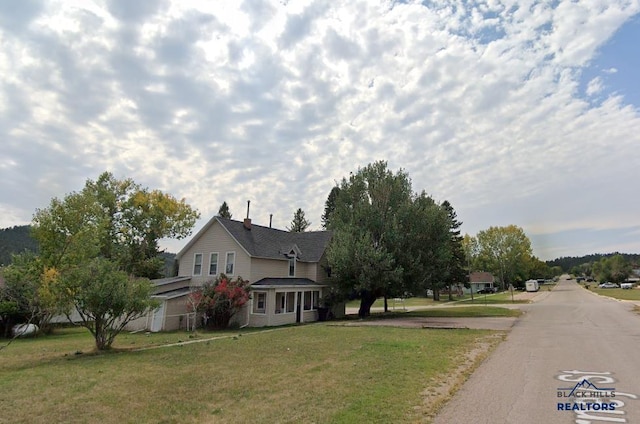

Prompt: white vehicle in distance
[
  {"left": 598, "top": 282, "right": 619, "bottom": 289},
  {"left": 620, "top": 283, "right": 633, "bottom": 290}
]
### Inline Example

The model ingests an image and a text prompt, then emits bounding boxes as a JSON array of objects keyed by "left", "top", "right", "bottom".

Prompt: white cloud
[
  {"left": 1, "top": 0, "right": 640, "bottom": 260},
  {"left": 586, "top": 76, "right": 604, "bottom": 96}
]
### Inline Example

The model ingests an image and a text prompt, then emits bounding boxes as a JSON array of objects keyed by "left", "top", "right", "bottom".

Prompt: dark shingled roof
[
  {"left": 252, "top": 277, "right": 325, "bottom": 287},
  {"left": 217, "top": 217, "right": 332, "bottom": 263}
]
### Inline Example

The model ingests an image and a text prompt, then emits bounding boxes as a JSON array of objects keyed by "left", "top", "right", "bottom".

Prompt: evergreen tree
[
  {"left": 321, "top": 187, "right": 340, "bottom": 229},
  {"left": 217, "top": 201, "right": 232, "bottom": 219},
  {"left": 287, "top": 208, "right": 311, "bottom": 232}
]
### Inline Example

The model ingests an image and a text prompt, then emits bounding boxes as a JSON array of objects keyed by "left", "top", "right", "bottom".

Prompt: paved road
[{"left": 433, "top": 278, "right": 640, "bottom": 424}]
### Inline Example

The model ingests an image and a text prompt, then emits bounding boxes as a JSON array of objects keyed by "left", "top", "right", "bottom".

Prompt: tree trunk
[
  {"left": 383, "top": 295, "right": 388, "bottom": 313},
  {"left": 358, "top": 291, "right": 377, "bottom": 318}
]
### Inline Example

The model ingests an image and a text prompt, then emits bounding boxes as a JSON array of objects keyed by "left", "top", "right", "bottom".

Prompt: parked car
[
  {"left": 478, "top": 287, "right": 497, "bottom": 294},
  {"left": 620, "top": 283, "right": 633, "bottom": 290},
  {"left": 598, "top": 282, "right": 619, "bottom": 289}
]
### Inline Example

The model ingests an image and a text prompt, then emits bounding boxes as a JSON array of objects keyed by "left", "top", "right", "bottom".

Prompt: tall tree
[
  {"left": 397, "top": 192, "right": 451, "bottom": 301},
  {"left": 287, "top": 208, "right": 311, "bottom": 232},
  {"left": 30, "top": 172, "right": 198, "bottom": 350},
  {"left": 217, "top": 201, "right": 232, "bottom": 219},
  {"left": 328, "top": 161, "right": 413, "bottom": 317},
  {"left": 32, "top": 172, "right": 199, "bottom": 279},
  {"left": 593, "top": 254, "right": 631, "bottom": 284},
  {"left": 321, "top": 186, "right": 340, "bottom": 229},
  {"left": 441, "top": 200, "right": 466, "bottom": 300},
  {"left": 475, "top": 225, "right": 533, "bottom": 289}
]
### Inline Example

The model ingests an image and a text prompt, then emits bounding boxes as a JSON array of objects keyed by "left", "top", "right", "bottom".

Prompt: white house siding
[
  {"left": 178, "top": 221, "right": 251, "bottom": 285},
  {"left": 314, "top": 254, "right": 331, "bottom": 284},
  {"left": 250, "top": 257, "right": 288, "bottom": 281},
  {"left": 163, "top": 297, "right": 190, "bottom": 330}
]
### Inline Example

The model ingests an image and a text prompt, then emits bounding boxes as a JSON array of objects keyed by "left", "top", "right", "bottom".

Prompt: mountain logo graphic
[{"left": 558, "top": 379, "right": 615, "bottom": 396}]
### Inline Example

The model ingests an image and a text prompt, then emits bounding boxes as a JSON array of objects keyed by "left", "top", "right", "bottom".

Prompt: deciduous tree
[
  {"left": 56, "top": 258, "right": 157, "bottom": 350},
  {"left": 29, "top": 172, "right": 199, "bottom": 349},
  {"left": 593, "top": 254, "right": 631, "bottom": 284},
  {"left": 32, "top": 172, "right": 199, "bottom": 279},
  {"left": 475, "top": 225, "right": 533, "bottom": 289}
]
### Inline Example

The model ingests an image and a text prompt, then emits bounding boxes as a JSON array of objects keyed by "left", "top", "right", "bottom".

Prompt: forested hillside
[
  {"left": 0, "top": 225, "right": 177, "bottom": 275},
  {"left": 0, "top": 225, "right": 38, "bottom": 266},
  {"left": 547, "top": 253, "right": 640, "bottom": 273}
]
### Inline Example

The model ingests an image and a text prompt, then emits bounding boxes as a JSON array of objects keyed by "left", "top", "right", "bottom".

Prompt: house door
[
  {"left": 296, "top": 292, "right": 302, "bottom": 323},
  {"left": 150, "top": 302, "right": 165, "bottom": 332}
]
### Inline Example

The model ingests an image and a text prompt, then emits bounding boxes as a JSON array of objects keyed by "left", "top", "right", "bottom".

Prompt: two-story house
[{"left": 136, "top": 216, "right": 338, "bottom": 331}]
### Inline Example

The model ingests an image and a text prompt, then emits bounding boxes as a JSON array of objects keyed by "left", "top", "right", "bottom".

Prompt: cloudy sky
[{"left": 1, "top": 0, "right": 639, "bottom": 261}]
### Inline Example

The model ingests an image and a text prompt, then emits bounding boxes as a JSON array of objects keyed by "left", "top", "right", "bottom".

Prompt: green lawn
[
  {"left": 346, "top": 294, "right": 530, "bottom": 310},
  {"left": 458, "top": 292, "right": 530, "bottom": 304},
  {"left": 586, "top": 287, "right": 640, "bottom": 301},
  {"left": 404, "top": 306, "right": 522, "bottom": 318},
  {"left": 0, "top": 324, "right": 502, "bottom": 423}
]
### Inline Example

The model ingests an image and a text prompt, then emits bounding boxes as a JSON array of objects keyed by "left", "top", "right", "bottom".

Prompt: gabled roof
[
  {"left": 177, "top": 216, "right": 332, "bottom": 263},
  {"left": 469, "top": 272, "right": 495, "bottom": 283}
]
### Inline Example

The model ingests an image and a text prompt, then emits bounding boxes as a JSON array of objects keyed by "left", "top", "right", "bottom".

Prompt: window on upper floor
[
  {"left": 193, "top": 253, "right": 203, "bottom": 276},
  {"left": 209, "top": 252, "right": 218, "bottom": 276},
  {"left": 288, "top": 256, "right": 296, "bottom": 277},
  {"left": 225, "top": 252, "right": 235, "bottom": 275}
]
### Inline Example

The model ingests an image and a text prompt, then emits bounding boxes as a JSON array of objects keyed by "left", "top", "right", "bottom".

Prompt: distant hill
[
  {"left": 0, "top": 225, "right": 177, "bottom": 277},
  {"left": 0, "top": 225, "right": 38, "bottom": 266},
  {"left": 547, "top": 253, "right": 640, "bottom": 272}
]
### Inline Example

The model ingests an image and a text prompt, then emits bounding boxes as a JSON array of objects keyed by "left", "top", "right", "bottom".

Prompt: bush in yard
[{"left": 189, "top": 275, "right": 250, "bottom": 329}]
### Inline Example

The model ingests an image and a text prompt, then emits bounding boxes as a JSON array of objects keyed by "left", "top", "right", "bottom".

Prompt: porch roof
[{"left": 251, "top": 277, "right": 327, "bottom": 289}]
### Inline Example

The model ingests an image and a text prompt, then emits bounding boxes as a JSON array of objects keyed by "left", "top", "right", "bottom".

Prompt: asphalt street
[{"left": 433, "top": 278, "right": 640, "bottom": 424}]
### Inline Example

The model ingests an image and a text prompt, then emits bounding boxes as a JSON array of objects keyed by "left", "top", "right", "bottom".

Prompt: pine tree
[
  {"left": 287, "top": 208, "right": 311, "bottom": 232},
  {"left": 217, "top": 201, "right": 232, "bottom": 219}
]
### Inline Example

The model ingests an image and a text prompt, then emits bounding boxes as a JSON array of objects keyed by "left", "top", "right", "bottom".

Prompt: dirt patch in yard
[{"left": 417, "top": 332, "right": 506, "bottom": 421}]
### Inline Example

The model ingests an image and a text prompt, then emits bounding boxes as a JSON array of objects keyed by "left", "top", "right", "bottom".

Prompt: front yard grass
[
  {"left": 404, "top": 306, "right": 522, "bottom": 318},
  {"left": 0, "top": 324, "right": 501, "bottom": 423},
  {"left": 346, "top": 293, "right": 529, "bottom": 310},
  {"left": 587, "top": 287, "right": 640, "bottom": 301}
]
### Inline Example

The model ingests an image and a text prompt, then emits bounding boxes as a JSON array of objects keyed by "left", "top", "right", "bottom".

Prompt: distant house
[
  {"left": 129, "top": 216, "right": 340, "bottom": 331},
  {"left": 469, "top": 272, "right": 496, "bottom": 293}
]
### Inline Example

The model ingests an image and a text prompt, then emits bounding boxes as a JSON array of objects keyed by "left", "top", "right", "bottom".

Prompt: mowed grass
[
  {"left": 587, "top": 287, "right": 640, "bottom": 301},
  {"left": 461, "top": 292, "right": 530, "bottom": 304},
  {"left": 346, "top": 293, "right": 529, "bottom": 310},
  {"left": 404, "top": 306, "right": 522, "bottom": 318},
  {"left": 0, "top": 325, "right": 500, "bottom": 424}
]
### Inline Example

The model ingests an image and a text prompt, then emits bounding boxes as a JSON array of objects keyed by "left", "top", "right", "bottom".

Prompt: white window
[
  {"left": 303, "top": 291, "right": 320, "bottom": 311},
  {"left": 275, "top": 292, "right": 285, "bottom": 314},
  {"left": 288, "top": 256, "right": 296, "bottom": 277},
  {"left": 275, "top": 292, "right": 296, "bottom": 314},
  {"left": 253, "top": 292, "right": 266, "bottom": 314},
  {"left": 225, "top": 252, "right": 235, "bottom": 275},
  {"left": 303, "top": 291, "right": 312, "bottom": 310},
  {"left": 286, "top": 292, "right": 295, "bottom": 313},
  {"left": 193, "top": 253, "right": 203, "bottom": 276},
  {"left": 209, "top": 253, "right": 218, "bottom": 276}
]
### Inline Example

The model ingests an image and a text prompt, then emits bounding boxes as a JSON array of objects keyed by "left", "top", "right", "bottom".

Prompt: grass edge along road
[{"left": 0, "top": 324, "right": 505, "bottom": 423}]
